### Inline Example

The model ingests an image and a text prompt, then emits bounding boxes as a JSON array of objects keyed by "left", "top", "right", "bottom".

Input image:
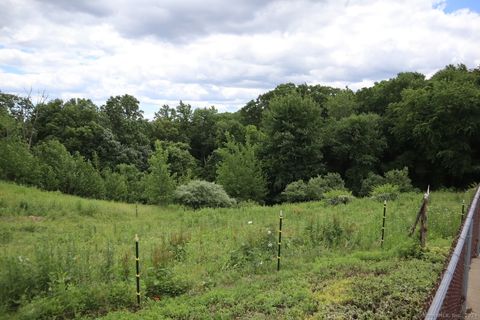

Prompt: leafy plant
[
  {"left": 370, "top": 183, "right": 400, "bottom": 201},
  {"left": 323, "top": 189, "right": 354, "bottom": 205},
  {"left": 174, "top": 180, "right": 236, "bottom": 209},
  {"left": 281, "top": 180, "right": 309, "bottom": 203}
]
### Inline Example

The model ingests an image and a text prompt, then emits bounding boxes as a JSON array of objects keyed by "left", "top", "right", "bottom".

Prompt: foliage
[
  {"left": 307, "top": 172, "right": 346, "bottom": 200},
  {"left": 282, "top": 173, "right": 346, "bottom": 203},
  {"left": 359, "top": 172, "right": 385, "bottom": 197},
  {"left": 260, "top": 92, "right": 324, "bottom": 198},
  {"left": 324, "top": 113, "right": 387, "bottom": 193},
  {"left": 144, "top": 141, "right": 176, "bottom": 205},
  {"left": 0, "top": 138, "right": 40, "bottom": 185},
  {"left": 216, "top": 137, "right": 267, "bottom": 202},
  {"left": 174, "top": 180, "right": 236, "bottom": 209},
  {"left": 0, "top": 181, "right": 471, "bottom": 319},
  {"left": 384, "top": 167, "right": 414, "bottom": 192},
  {"left": 281, "top": 180, "right": 309, "bottom": 203},
  {"left": 1, "top": 64, "right": 480, "bottom": 204},
  {"left": 323, "top": 189, "right": 354, "bottom": 205},
  {"left": 370, "top": 183, "right": 400, "bottom": 202}
]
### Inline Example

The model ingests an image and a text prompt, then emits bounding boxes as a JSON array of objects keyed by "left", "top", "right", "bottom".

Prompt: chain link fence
[{"left": 424, "top": 186, "right": 480, "bottom": 319}]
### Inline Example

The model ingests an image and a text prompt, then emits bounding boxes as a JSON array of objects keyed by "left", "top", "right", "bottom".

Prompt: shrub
[
  {"left": 384, "top": 167, "right": 413, "bottom": 192},
  {"left": 216, "top": 137, "right": 267, "bottom": 203},
  {"left": 145, "top": 267, "right": 190, "bottom": 298},
  {"left": 174, "top": 180, "right": 236, "bottom": 209},
  {"left": 359, "top": 172, "right": 385, "bottom": 197},
  {"left": 323, "top": 189, "right": 354, "bottom": 205},
  {"left": 281, "top": 180, "right": 309, "bottom": 203},
  {"left": 370, "top": 184, "right": 399, "bottom": 202},
  {"left": 307, "top": 173, "right": 345, "bottom": 200}
]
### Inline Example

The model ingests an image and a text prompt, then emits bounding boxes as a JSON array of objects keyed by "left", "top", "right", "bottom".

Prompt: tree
[
  {"left": 260, "top": 92, "right": 324, "bottom": 199},
  {"left": 33, "top": 139, "right": 76, "bottom": 192},
  {"left": 216, "top": 137, "right": 267, "bottom": 203},
  {"left": 157, "top": 140, "right": 198, "bottom": 184},
  {"left": 71, "top": 153, "right": 106, "bottom": 199},
  {"left": 388, "top": 65, "right": 480, "bottom": 187},
  {"left": 325, "top": 88, "right": 357, "bottom": 119},
  {"left": 356, "top": 72, "right": 426, "bottom": 115},
  {"left": 103, "top": 169, "right": 128, "bottom": 201},
  {"left": 324, "top": 113, "right": 386, "bottom": 193},
  {"left": 0, "top": 137, "right": 40, "bottom": 185},
  {"left": 189, "top": 107, "right": 218, "bottom": 168},
  {"left": 143, "top": 141, "right": 176, "bottom": 205}
]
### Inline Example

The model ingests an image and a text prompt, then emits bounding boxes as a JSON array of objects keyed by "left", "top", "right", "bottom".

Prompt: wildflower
[
  {"left": 268, "top": 242, "right": 273, "bottom": 247},
  {"left": 267, "top": 230, "right": 272, "bottom": 235},
  {"left": 248, "top": 221, "right": 253, "bottom": 224}
]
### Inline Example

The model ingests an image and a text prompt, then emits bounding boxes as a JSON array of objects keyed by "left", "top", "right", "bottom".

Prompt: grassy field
[{"left": 0, "top": 181, "right": 473, "bottom": 319}]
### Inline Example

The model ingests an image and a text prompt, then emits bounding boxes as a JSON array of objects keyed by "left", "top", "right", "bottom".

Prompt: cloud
[{"left": 1, "top": 0, "right": 480, "bottom": 117}]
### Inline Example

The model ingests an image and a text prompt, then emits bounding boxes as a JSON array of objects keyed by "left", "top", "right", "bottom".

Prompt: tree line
[{"left": 1, "top": 64, "right": 479, "bottom": 205}]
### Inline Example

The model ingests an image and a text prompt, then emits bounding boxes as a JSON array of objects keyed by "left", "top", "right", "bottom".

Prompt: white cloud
[{"left": 0, "top": 0, "right": 479, "bottom": 118}]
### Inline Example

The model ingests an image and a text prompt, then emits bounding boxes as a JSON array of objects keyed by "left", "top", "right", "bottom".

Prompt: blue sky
[
  {"left": 1, "top": 0, "right": 480, "bottom": 118},
  {"left": 444, "top": 0, "right": 480, "bottom": 13}
]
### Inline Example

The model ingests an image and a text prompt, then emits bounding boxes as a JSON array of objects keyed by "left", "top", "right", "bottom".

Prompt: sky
[{"left": 1, "top": 0, "right": 480, "bottom": 118}]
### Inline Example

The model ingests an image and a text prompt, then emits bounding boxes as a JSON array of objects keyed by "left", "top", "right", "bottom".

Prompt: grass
[{"left": 0, "top": 181, "right": 473, "bottom": 319}]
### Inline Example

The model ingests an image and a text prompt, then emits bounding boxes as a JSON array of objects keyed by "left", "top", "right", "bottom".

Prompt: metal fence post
[
  {"left": 477, "top": 206, "right": 480, "bottom": 256},
  {"left": 461, "top": 222, "right": 473, "bottom": 315},
  {"left": 381, "top": 200, "right": 386, "bottom": 248}
]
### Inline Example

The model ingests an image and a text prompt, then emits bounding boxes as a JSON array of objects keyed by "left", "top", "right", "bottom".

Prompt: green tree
[
  {"left": 71, "top": 153, "right": 106, "bottom": 199},
  {"left": 144, "top": 141, "right": 176, "bottom": 205},
  {"left": 325, "top": 88, "right": 357, "bottom": 119},
  {"left": 216, "top": 137, "right": 267, "bottom": 202},
  {"left": 103, "top": 169, "right": 128, "bottom": 201},
  {"left": 0, "top": 137, "right": 40, "bottom": 185},
  {"left": 157, "top": 140, "right": 198, "bottom": 184},
  {"left": 260, "top": 92, "right": 324, "bottom": 199},
  {"left": 388, "top": 65, "right": 480, "bottom": 187},
  {"left": 33, "top": 139, "right": 76, "bottom": 192},
  {"left": 324, "top": 113, "right": 386, "bottom": 193}
]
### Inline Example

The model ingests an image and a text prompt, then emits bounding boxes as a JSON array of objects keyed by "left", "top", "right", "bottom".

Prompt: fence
[{"left": 424, "top": 186, "right": 480, "bottom": 319}]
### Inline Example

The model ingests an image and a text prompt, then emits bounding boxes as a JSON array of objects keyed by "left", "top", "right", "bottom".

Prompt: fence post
[
  {"left": 461, "top": 222, "right": 473, "bottom": 315},
  {"left": 461, "top": 200, "right": 465, "bottom": 222},
  {"left": 477, "top": 206, "right": 480, "bottom": 256},
  {"left": 135, "top": 234, "right": 141, "bottom": 306},
  {"left": 381, "top": 200, "right": 386, "bottom": 249},
  {"left": 277, "top": 210, "right": 283, "bottom": 271}
]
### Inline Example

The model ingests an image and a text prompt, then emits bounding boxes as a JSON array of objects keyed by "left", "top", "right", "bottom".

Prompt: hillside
[{"left": 0, "top": 181, "right": 472, "bottom": 319}]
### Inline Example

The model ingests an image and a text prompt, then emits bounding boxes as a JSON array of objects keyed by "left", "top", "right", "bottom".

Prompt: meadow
[{"left": 0, "top": 181, "right": 473, "bottom": 319}]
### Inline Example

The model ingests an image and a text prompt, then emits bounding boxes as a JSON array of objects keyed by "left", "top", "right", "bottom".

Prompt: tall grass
[{"left": 0, "top": 181, "right": 473, "bottom": 319}]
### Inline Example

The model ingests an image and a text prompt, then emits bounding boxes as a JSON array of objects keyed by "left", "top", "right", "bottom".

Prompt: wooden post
[
  {"left": 277, "top": 211, "right": 283, "bottom": 271},
  {"left": 420, "top": 186, "right": 430, "bottom": 248},
  {"left": 135, "top": 234, "right": 141, "bottom": 306},
  {"left": 461, "top": 200, "right": 465, "bottom": 222},
  {"left": 409, "top": 186, "right": 430, "bottom": 249}
]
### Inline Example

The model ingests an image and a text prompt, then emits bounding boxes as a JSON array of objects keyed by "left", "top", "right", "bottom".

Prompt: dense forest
[{"left": 1, "top": 64, "right": 479, "bottom": 205}]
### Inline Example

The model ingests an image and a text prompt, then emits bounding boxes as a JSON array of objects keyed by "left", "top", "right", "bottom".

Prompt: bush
[
  {"left": 174, "top": 180, "right": 236, "bottom": 209},
  {"left": 307, "top": 173, "right": 345, "bottom": 200},
  {"left": 359, "top": 172, "right": 385, "bottom": 197},
  {"left": 370, "top": 184, "right": 399, "bottom": 202},
  {"left": 323, "top": 189, "right": 354, "bottom": 205},
  {"left": 281, "top": 180, "right": 309, "bottom": 203},
  {"left": 359, "top": 168, "right": 413, "bottom": 198},
  {"left": 145, "top": 267, "right": 190, "bottom": 298},
  {"left": 384, "top": 167, "right": 413, "bottom": 192}
]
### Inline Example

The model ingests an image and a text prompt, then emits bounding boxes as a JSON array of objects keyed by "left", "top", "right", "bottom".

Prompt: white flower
[
  {"left": 268, "top": 243, "right": 273, "bottom": 247},
  {"left": 248, "top": 221, "right": 253, "bottom": 224},
  {"left": 267, "top": 230, "right": 272, "bottom": 235}
]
